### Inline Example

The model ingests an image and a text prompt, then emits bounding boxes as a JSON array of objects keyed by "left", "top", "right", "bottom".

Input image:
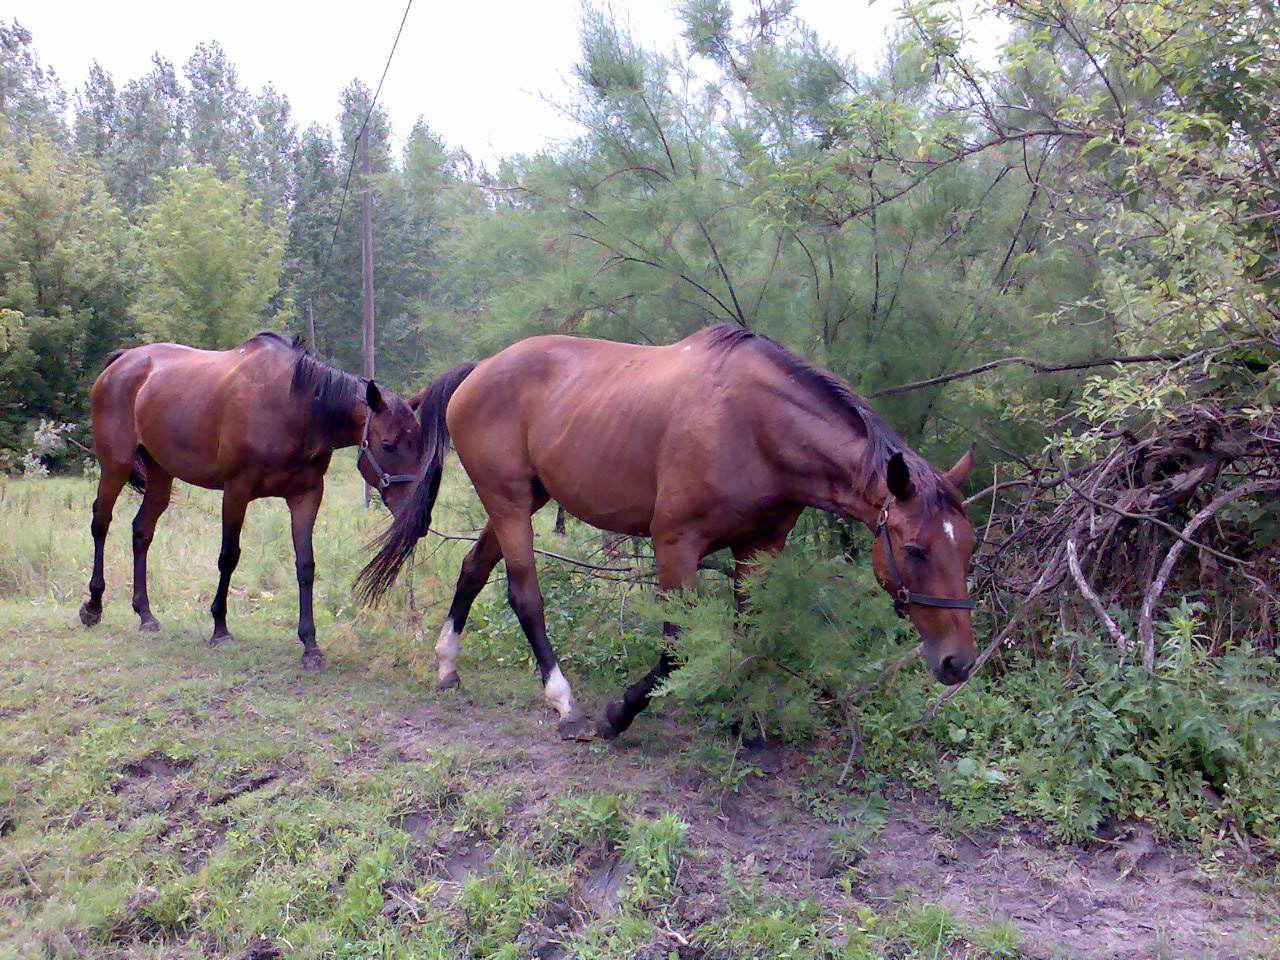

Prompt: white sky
[{"left": 7, "top": 0, "right": 919, "bottom": 162}]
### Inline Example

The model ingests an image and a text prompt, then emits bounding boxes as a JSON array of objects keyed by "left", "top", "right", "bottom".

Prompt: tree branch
[{"left": 866, "top": 352, "right": 1185, "bottom": 398}]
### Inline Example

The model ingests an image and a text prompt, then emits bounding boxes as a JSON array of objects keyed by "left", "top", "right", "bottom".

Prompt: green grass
[{"left": 0, "top": 470, "right": 1275, "bottom": 959}]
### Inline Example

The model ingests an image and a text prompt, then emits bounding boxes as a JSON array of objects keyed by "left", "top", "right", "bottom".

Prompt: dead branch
[
  {"left": 867, "top": 352, "right": 1184, "bottom": 398},
  {"left": 1136, "top": 480, "right": 1279, "bottom": 669},
  {"left": 1067, "top": 538, "right": 1128, "bottom": 659}
]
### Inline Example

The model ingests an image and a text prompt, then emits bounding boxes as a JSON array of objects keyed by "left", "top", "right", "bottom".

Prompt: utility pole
[
  {"left": 306, "top": 300, "right": 318, "bottom": 357},
  {"left": 360, "top": 124, "right": 376, "bottom": 505}
]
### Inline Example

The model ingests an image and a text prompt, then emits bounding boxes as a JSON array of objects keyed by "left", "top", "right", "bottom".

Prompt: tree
[
  {"left": 133, "top": 163, "right": 287, "bottom": 348},
  {"left": 0, "top": 20, "right": 66, "bottom": 148},
  {"left": 0, "top": 135, "right": 134, "bottom": 460},
  {"left": 76, "top": 55, "right": 187, "bottom": 213},
  {"left": 183, "top": 42, "right": 253, "bottom": 176}
]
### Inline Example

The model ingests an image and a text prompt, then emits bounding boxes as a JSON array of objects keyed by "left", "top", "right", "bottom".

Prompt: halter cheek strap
[
  {"left": 875, "top": 496, "right": 975, "bottom": 619},
  {"left": 357, "top": 414, "right": 417, "bottom": 492}
]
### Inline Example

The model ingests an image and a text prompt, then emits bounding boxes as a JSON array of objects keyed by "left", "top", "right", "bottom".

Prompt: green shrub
[
  {"left": 660, "top": 549, "right": 914, "bottom": 740},
  {"left": 660, "top": 546, "right": 1280, "bottom": 848}
]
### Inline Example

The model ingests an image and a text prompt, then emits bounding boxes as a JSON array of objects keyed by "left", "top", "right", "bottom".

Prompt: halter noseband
[
  {"left": 357, "top": 413, "right": 417, "bottom": 492},
  {"left": 875, "top": 496, "right": 975, "bottom": 619}
]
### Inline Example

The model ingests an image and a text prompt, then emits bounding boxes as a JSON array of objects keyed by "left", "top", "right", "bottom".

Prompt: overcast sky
[{"left": 7, "top": 0, "right": 920, "bottom": 162}]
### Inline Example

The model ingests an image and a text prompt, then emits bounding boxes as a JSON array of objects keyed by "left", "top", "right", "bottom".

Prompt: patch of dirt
[
  {"left": 118, "top": 751, "right": 193, "bottom": 786},
  {"left": 382, "top": 695, "right": 1276, "bottom": 960}
]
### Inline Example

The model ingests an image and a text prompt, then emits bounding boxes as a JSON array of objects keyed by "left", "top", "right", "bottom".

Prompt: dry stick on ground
[
  {"left": 1066, "top": 537, "right": 1129, "bottom": 661},
  {"left": 1136, "top": 479, "right": 1279, "bottom": 669}
]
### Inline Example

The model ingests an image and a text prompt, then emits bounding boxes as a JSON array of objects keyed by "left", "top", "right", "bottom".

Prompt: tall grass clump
[{"left": 0, "top": 477, "right": 99, "bottom": 599}]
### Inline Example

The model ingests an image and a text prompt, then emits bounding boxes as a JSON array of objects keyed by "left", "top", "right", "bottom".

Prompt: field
[{"left": 0, "top": 467, "right": 1276, "bottom": 960}]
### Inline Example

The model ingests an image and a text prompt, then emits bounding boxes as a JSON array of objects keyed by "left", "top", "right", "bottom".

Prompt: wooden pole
[
  {"left": 306, "top": 300, "right": 318, "bottom": 356},
  {"left": 360, "top": 124, "right": 375, "bottom": 505}
]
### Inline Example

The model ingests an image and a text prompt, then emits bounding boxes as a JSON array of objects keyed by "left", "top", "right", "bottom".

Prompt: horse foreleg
[
  {"left": 596, "top": 533, "right": 704, "bottom": 740},
  {"left": 436, "top": 523, "right": 503, "bottom": 691},
  {"left": 209, "top": 490, "right": 249, "bottom": 647},
  {"left": 80, "top": 465, "right": 132, "bottom": 627},
  {"left": 491, "top": 511, "right": 591, "bottom": 740},
  {"left": 729, "top": 518, "right": 797, "bottom": 614},
  {"left": 129, "top": 464, "right": 173, "bottom": 632},
  {"left": 287, "top": 485, "right": 325, "bottom": 671}
]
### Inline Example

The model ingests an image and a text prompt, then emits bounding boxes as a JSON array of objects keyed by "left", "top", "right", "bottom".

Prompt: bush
[
  {"left": 660, "top": 549, "right": 915, "bottom": 740},
  {"left": 661, "top": 546, "right": 1280, "bottom": 849}
]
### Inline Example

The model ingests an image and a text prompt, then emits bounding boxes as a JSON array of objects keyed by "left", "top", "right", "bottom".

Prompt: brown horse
[
  {"left": 357, "top": 325, "right": 977, "bottom": 738},
  {"left": 79, "top": 332, "right": 423, "bottom": 670}
]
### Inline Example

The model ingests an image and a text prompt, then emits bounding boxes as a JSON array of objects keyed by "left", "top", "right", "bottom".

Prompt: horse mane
[
  {"left": 696, "top": 324, "right": 959, "bottom": 512},
  {"left": 269, "top": 335, "right": 365, "bottom": 440}
]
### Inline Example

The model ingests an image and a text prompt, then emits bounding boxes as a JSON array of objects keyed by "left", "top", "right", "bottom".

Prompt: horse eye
[
  {"left": 380, "top": 441, "right": 395, "bottom": 453},
  {"left": 905, "top": 544, "right": 927, "bottom": 561}
]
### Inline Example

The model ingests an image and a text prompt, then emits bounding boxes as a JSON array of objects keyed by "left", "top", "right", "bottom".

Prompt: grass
[{"left": 0, "top": 470, "right": 1274, "bottom": 958}]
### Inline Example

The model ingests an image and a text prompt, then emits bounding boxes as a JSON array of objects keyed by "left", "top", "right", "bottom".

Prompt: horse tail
[
  {"left": 355, "top": 361, "right": 478, "bottom": 604},
  {"left": 101, "top": 348, "right": 129, "bottom": 370},
  {"left": 127, "top": 453, "right": 147, "bottom": 493}
]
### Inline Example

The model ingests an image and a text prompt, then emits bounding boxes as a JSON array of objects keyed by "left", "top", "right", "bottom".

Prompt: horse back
[
  {"left": 446, "top": 332, "right": 796, "bottom": 537},
  {"left": 89, "top": 339, "right": 306, "bottom": 489}
]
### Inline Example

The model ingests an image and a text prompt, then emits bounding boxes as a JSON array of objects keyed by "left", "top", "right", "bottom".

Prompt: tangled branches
[{"left": 973, "top": 404, "right": 1280, "bottom": 669}]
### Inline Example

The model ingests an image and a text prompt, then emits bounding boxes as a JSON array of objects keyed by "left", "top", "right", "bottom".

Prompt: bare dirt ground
[{"left": 373, "top": 691, "right": 1277, "bottom": 960}]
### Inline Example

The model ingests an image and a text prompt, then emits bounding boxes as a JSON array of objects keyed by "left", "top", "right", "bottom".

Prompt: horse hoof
[
  {"left": 79, "top": 604, "right": 101, "bottom": 627},
  {"left": 436, "top": 672, "right": 460, "bottom": 692},
  {"left": 557, "top": 712, "right": 595, "bottom": 742},
  {"left": 138, "top": 620, "right": 160, "bottom": 634},
  {"left": 208, "top": 633, "right": 234, "bottom": 648},
  {"left": 595, "top": 701, "right": 627, "bottom": 740},
  {"left": 300, "top": 653, "right": 324, "bottom": 672}
]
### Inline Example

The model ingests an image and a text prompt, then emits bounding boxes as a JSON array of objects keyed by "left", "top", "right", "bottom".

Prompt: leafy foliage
[
  {"left": 132, "top": 163, "right": 287, "bottom": 347},
  {"left": 661, "top": 549, "right": 913, "bottom": 741}
]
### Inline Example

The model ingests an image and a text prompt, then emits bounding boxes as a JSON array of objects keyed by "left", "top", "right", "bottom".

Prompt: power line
[{"left": 315, "top": 0, "right": 415, "bottom": 294}]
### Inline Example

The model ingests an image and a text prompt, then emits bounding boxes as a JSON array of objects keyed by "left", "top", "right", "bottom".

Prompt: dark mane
[
  {"left": 244, "top": 330, "right": 296, "bottom": 349},
  {"left": 286, "top": 344, "right": 364, "bottom": 440},
  {"left": 696, "top": 324, "right": 958, "bottom": 511}
]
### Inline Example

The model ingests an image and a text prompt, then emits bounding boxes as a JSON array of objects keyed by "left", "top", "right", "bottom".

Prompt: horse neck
[
  {"left": 771, "top": 412, "right": 888, "bottom": 528},
  {"left": 330, "top": 404, "right": 367, "bottom": 451},
  {"left": 299, "top": 398, "right": 364, "bottom": 453}
]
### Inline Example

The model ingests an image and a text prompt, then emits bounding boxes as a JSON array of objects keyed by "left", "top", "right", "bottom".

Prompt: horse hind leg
[
  {"left": 129, "top": 459, "right": 173, "bottom": 632},
  {"left": 79, "top": 462, "right": 134, "bottom": 627},
  {"left": 436, "top": 522, "right": 504, "bottom": 691},
  {"left": 596, "top": 532, "right": 704, "bottom": 740},
  {"left": 489, "top": 504, "right": 591, "bottom": 740}
]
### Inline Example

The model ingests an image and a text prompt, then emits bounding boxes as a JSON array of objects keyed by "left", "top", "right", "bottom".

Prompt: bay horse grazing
[
  {"left": 79, "top": 332, "right": 423, "bottom": 670},
  {"left": 357, "top": 325, "right": 977, "bottom": 739}
]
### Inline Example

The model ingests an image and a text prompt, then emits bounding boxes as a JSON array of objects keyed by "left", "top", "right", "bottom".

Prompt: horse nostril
[{"left": 939, "top": 655, "right": 971, "bottom": 685}]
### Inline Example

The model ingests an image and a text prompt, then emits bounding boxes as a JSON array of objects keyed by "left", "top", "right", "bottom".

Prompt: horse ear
[
  {"left": 366, "top": 380, "right": 385, "bottom": 414},
  {"left": 886, "top": 452, "right": 915, "bottom": 501},
  {"left": 944, "top": 443, "right": 975, "bottom": 486}
]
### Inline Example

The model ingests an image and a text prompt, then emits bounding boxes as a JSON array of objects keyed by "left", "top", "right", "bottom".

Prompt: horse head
[
  {"left": 870, "top": 447, "right": 978, "bottom": 685},
  {"left": 356, "top": 381, "right": 424, "bottom": 517}
]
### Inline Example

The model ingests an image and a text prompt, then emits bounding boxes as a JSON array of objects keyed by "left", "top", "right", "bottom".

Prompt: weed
[{"left": 620, "top": 811, "right": 688, "bottom": 909}]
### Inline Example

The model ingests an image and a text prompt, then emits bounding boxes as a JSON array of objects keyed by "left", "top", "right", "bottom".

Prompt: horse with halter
[
  {"left": 358, "top": 325, "right": 977, "bottom": 738},
  {"left": 79, "top": 332, "right": 423, "bottom": 670}
]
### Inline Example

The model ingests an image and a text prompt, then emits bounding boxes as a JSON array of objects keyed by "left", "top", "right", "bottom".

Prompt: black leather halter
[
  {"left": 357, "top": 413, "right": 417, "bottom": 492},
  {"left": 875, "top": 496, "right": 975, "bottom": 619}
]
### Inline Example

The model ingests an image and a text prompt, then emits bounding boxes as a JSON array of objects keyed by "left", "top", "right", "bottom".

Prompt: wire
[{"left": 315, "top": 0, "right": 415, "bottom": 295}]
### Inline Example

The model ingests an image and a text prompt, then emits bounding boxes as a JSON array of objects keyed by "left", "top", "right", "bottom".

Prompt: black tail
[
  {"left": 127, "top": 453, "right": 147, "bottom": 493},
  {"left": 354, "top": 361, "right": 478, "bottom": 604}
]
